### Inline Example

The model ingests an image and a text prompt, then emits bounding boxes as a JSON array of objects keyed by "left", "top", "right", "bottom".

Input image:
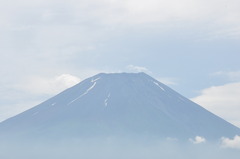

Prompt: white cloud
[
  {"left": 221, "top": 135, "right": 240, "bottom": 149},
  {"left": 126, "top": 65, "right": 151, "bottom": 73},
  {"left": 212, "top": 71, "right": 240, "bottom": 81},
  {"left": 191, "top": 82, "right": 240, "bottom": 128},
  {"left": 122, "top": 0, "right": 240, "bottom": 38},
  {"left": 15, "top": 74, "right": 81, "bottom": 95},
  {"left": 189, "top": 136, "right": 206, "bottom": 144},
  {"left": 55, "top": 74, "right": 81, "bottom": 88},
  {"left": 1, "top": 0, "right": 240, "bottom": 40}
]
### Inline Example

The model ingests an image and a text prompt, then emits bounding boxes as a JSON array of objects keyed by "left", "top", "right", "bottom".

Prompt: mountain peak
[
  {"left": 0, "top": 72, "right": 239, "bottom": 141},
  {"left": 92, "top": 72, "right": 150, "bottom": 79}
]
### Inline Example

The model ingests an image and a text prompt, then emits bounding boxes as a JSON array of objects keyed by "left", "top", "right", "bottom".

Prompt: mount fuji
[{"left": 0, "top": 72, "right": 239, "bottom": 141}]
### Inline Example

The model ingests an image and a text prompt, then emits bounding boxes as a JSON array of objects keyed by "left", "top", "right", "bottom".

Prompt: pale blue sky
[{"left": 1, "top": 0, "right": 240, "bottom": 127}]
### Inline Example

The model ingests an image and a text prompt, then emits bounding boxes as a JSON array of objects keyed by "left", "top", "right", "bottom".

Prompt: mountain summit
[{"left": 0, "top": 72, "right": 239, "bottom": 141}]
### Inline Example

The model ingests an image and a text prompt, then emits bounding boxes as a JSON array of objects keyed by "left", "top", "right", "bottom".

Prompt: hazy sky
[{"left": 1, "top": 0, "right": 240, "bottom": 127}]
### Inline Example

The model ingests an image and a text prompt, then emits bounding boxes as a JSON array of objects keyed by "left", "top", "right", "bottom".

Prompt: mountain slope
[{"left": 0, "top": 72, "right": 239, "bottom": 141}]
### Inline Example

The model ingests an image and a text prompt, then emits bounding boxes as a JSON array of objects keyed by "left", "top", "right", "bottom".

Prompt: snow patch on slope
[
  {"left": 104, "top": 93, "right": 111, "bottom": 107},
  {"left": 68, "top": 82, "right": 97, "bottom": 105},
  {"left": 91, "top": 77, "right": 101, "bottom": 83},
  {"left": 153, "top": 81, "right": 165, "bottom": 91}
]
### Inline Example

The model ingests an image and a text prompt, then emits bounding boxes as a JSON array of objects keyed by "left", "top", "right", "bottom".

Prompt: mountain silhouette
[{"left": 0, "top": 72, "right": 239, "bottom": 141}]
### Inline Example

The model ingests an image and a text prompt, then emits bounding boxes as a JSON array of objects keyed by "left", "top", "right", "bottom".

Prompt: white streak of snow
[
  {"left": 91, "top": 77, "right": 101, "bottom": 83},
  {"left": 153, "top": 81, "right": 165, "bottom": 91},
  {"left": 85, "top": 82, "right": 97, "bottom": 94},
  {"left": 68, "top": 82, "right": 97, "bottom": 105},
  {"left": 51, "top": 103, "right": 56, "bottom": 106},
  {"left": 104, "top": 93, "right": 111, "bottom": 107}
]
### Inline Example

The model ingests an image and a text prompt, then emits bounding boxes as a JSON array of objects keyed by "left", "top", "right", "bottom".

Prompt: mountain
[{"left": 0, "top": 72, "right": 239, "bottom": 141}]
